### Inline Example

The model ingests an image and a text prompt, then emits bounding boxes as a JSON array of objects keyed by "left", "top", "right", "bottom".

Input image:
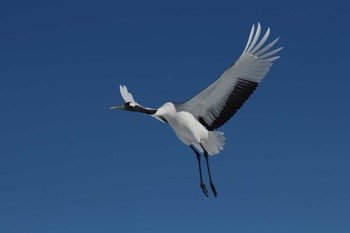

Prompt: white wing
[
  {"left": 177, "top": 23, "right": 283, "bottom": 130},
  {"left": 119, "top": 85, "right": 138, "bottom": 104}
]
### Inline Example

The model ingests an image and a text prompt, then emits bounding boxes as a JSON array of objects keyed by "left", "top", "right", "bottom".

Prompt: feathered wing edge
[
  {"left": 119, "top": 85, "right": 137, "bottom": 104},
  {"left": 225, "top": 22, "right": 283, "bottom": 83}
]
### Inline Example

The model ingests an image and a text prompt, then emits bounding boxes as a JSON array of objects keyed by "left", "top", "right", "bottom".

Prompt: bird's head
[
  {"left": 110, "top": 102, "right": 139, "bottom": 112},
  {"left": 110, "top": 102, "right": 157, "bottom": 115}
]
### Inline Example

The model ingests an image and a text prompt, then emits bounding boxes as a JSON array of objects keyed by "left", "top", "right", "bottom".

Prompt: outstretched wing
[
  {"left": 119, "top": 85, "right": 138, "bottom": 104},
  {"left": 177, "top": 23, "right": 283, "bottom": 130}
]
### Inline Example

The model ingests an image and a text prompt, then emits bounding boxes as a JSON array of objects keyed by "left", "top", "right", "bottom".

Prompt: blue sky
[{"left": 1, "top": 0, "right": 349, "bottom": 232}]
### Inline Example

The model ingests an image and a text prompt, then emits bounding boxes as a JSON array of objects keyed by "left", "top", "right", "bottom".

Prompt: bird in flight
[{"left": 110, "top": 23, "right": 282, "bottom": 197}]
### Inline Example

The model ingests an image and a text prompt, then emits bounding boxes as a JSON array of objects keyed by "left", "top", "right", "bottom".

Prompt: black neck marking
[{"left": 134, "top": 105, "right": 157, "bottom": 115}]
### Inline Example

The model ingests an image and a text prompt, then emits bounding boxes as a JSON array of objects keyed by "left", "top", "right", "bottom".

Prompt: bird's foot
[
  {"left": 200, "top": 183, "right": 209, "bottom": 197},
  {"left": 210, "top": 182, "right": 218, "bottom": 198}
]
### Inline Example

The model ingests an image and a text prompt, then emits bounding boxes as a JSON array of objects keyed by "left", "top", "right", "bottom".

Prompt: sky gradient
[{"left": 1, "top": 1, "right": 350, "bottom": 232}]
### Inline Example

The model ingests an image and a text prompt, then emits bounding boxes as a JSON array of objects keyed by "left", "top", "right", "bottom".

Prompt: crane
[{"left": 110, "top": 23, "right": 282, "bottom": 197}]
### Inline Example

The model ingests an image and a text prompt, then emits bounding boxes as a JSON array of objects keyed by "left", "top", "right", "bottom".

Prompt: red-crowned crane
[{"left": 110, "top": 23, "right": 282, "bottom": 197}]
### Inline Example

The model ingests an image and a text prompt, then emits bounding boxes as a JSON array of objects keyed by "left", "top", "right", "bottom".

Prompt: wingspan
[{"left": 177, "top": 23, "right": 283, "bottom": 130}]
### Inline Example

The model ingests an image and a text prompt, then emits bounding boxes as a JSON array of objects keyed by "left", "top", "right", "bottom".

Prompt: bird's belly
[{"left": 168, "top": 112, "right": 208, "bottom": 145}]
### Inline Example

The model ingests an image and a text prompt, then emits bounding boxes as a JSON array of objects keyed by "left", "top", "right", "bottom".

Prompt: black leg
[
  {"left": 190, "top": 145, "right": 209, "bottom": 197},
  {"left": 200, "top": 144, "right": 218, "bottom": 197}
]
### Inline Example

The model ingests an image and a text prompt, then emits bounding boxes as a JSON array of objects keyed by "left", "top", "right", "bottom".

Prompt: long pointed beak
[{"left": 109, "top": 105, "right": 123, "bottom": 110}]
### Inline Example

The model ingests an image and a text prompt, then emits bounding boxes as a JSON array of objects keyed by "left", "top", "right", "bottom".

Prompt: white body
[
  {"left": 117, "top": 23, "right": 282, "bottom": 156},
  {"left": 155, "top": 102, "right": 225, "bottom": 155}
]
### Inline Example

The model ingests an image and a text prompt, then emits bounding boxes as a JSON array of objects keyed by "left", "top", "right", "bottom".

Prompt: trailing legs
[
  {"left": 200, "top": 144, "right": 218, "bottom": 197},
  {"left": 190, "top": 145, "right": 209, "bottom": 197}
]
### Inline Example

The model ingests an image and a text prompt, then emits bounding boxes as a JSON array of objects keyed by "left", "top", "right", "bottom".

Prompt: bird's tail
[{"left": 201, "top": 131, "right": 225, "bottom": 156}]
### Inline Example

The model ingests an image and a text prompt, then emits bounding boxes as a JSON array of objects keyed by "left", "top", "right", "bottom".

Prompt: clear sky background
[{"left": 1, "top": 1, "right": 349, "bottom": 232}]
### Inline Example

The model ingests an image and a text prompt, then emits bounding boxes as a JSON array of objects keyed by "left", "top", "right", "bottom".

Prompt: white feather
[{"left": 119, "top": 85, "right": 137, "bottom": 104}]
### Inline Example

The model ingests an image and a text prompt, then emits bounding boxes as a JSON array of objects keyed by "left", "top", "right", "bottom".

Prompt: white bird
[{"left": 110, "top": 23, "right": 282, "bottom": 197}]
